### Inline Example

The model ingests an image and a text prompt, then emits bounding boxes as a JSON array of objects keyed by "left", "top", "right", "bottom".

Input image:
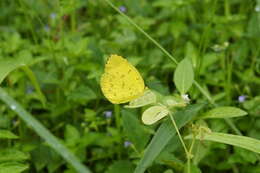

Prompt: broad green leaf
[
  {"left": 186, "top": 132, "right": 260, "bottom": 154},
  {"left": 0, "top": 149, "right": 29, "bottom": 162},
  {"left": 201, "top": 106, "right": 247, "bottom": 119},
  {"left": 106, "top": 160, "right": 135, "bottom": 173},
  {"left": 0, "top": 162, "right": 29, "bottom": 173},
  {"left": 174, "top": 58, "right": 194, "bottom": 94},
  {"left": 122, "top": 110, "right": 150, "bottom": 151},
  {"left": 125, "top": 90, "right": 157, "bottom": 108},
  {"left": 0, "top": 130, "right": 18, "bottom": 139},
  {"left": 134, "top": 103, "right": 205, "bottom": 173},
  {"left": 142, "top": 105, "right": 169, "bottom": 125},
  {"left": 0, "top": 58, "right": 26, "bottom": 84}
]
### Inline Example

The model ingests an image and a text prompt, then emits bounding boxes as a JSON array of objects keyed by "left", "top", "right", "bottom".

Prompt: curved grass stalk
[{"left": 0, "top": 87, "right": 91, "bottom": 173}]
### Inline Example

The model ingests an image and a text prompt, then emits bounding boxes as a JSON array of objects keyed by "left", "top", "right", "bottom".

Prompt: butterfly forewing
[{"left": 101, "top": 55, "right": 145, "bottom": 104}]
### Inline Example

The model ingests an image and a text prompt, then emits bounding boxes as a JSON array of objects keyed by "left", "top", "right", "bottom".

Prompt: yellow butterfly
[{"left": 100, "top": 55, "right": 145, "bottom": 104}]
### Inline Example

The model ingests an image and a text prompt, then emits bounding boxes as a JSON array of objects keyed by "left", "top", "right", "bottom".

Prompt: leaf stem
[{"left": 169, "top": 112, "right": 191, "bottom": 173}]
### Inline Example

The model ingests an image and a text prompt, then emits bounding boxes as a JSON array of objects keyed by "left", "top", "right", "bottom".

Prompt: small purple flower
[
  {"left": 124, "top": 141, "right": 132, "bottom": 148},
  {"left": 238, "top": 95, "right": 246, "bottom": 103},
  {"left": 104, "top": 111, "right": 112, "bottom": 119},
  {"left": 26, "top": 85, "right": 34, "bottom": 94},
  {"left": 119, "top": 6, "right": 127, "bottom": 13},
  {"left": 50, "top": 13, "right": 57, "bottom": 20},
  {"left": 44, "top": 25, "right": 50, "bottom": 32}
]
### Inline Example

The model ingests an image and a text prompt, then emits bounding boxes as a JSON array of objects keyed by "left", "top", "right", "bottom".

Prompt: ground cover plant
[{"left": 0, "top": 0, "right": 260, "bottom": 172}]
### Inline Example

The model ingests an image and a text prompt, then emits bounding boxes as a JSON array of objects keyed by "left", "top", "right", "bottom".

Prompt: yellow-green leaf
[
  {"left": 125, "top": 90, "right": 156, "bottom": 108},
  {"left": 186, "top": 132, "right": 260, "bottom": 154},
  {"left": 201, "top": 106, "right": 247, "bottom": 119},
  {"left": 142, "top": 105, "right": 169, "bottom": 125}
]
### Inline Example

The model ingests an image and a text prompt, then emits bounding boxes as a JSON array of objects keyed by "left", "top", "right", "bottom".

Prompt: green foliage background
[{"left": 0, "top": 0, "right": 260, "bottom": 172}]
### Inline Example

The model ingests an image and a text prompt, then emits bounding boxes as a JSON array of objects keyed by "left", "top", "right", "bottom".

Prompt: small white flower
[{"left": 181, "top": 94, "right": 190, "bottom": 103}]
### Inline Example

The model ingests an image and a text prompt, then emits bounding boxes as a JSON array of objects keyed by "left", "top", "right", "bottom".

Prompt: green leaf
[
  {"left": 31, "top": 145, "right": 62, "bottom": 172},
  {"left": 228, "top": 148, "right": 258, "bottom": 164},
  {"left": 125, "top": 90, "right": 157, "bottom": 108},
  {"left": 0, "top": 149, "right": 29, "bottom": 162},
  {"left": 174, "top": 58, "right": 194, "bottom": 94},
  {"left": 162, "top": 95, "right": 188, "bottom": 108},
  {"left": 142, "top": 105, "right": 169, "bottom": 125},
  {"left": 134, "top": 103, "right": 205, "bottom": 173},
  {"left": 201, "top": 106, "right": 247, "bottom": 119},
  {"left": 186, "top": 132, "right": 260, "bottom": 154},
  {"left": 21, "top": 66, "right": 46, "bottom": 107},
  {"left": 65, "top": 124, "right": 81, "bottom": 147},
  {"left": 0, "top": 130, "right": 18, "bottom": 139},
  {"left": 106, "top": 160, "right": 135, "bottom": 173},
  {"left": 0, "top": 58, "right": 26, "bottom": 84},
  {"left": 0, "top": 162, "right": 29, "bottom": 173},
  {"left": 122, "top": 110, "right": 150, "bottom": 151}
]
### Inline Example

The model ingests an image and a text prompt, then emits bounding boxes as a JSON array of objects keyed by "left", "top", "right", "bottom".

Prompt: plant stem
[
  {"left": 114, "top": 104, "right": 121, "bottom": 130},
  {"left": 114, "top": 104, "right": 122, "bottom": 159},
  {"left": 169, "top": 112, "right": 190, "bottom": 173}
]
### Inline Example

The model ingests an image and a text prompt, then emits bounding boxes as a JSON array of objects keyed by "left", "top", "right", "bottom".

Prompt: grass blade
[{"left": 0, "top": 87, "right": 91, "bottom": 173}]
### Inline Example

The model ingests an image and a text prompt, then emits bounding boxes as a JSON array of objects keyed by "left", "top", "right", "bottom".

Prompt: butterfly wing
[{"left": 101, "top": 55, "right": 145, "bottom": 104}]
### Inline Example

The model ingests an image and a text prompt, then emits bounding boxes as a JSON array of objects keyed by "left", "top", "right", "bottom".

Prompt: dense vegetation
[{"left": 0, "top": 0, "right": 260, "bottom": 173}]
